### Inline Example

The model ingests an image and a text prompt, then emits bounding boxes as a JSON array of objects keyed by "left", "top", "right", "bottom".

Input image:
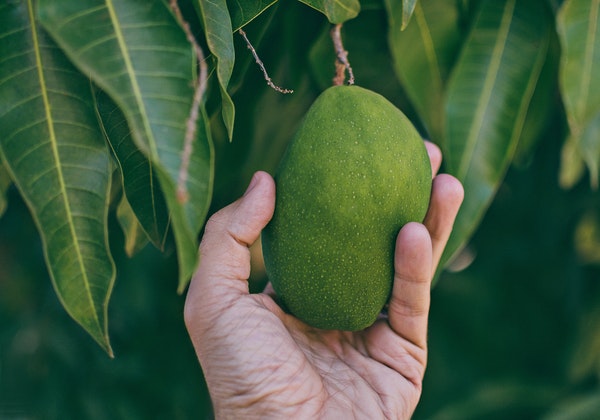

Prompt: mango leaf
[
  {"left": 116, "top": 195, "right": 151, "bottom": 257},
  {"left": 387, "top": 0, "right": 418, "bottom": 30},
  {"left": 440, "top": 0, "right": 551, "bottom": 271},
  {"left": 38, "top": 0, "right": 214, "bottom": 292},
  {"left": 514, "top": 30, "right": 560, "bottom": 166},
  {"left": 94, "top": 89, "right": 169, "bottom": 251},
  {"left": 0, "top": 156, "right": 12, "bottom": 217},
  {"left": 227, "top": 0, "right": 278, "bottom": 30},
  {"left": 0, "top": 0, "right": 115, "bottom": 354},
  {"left": 557, "top": 0, "right": 600, "bottom": 186},
  {"left": 298, "top": 0, "right": 360, "bottom": 24},
  {"left": 386, "top": 0, "right": 461, "bottom": 144},
  {"left": 197, "top": 0, "right": 236, "bottom": 140},
  {"left": 576, "top": 112, "right": 600, "bottom": 186},
  {"left": 559, "top": 134, "right": 586, "bottom": 189}
]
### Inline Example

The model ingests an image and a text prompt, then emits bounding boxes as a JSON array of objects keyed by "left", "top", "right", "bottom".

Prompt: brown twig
[
  {"left": 169, "top": 0, "right": 208, "bottom": 203},
  {"left": 238, "top": 28, "right": 294, "bottom": 94},
  {"left": 330, "top": 23, "right": 354, "bottom": 86}
]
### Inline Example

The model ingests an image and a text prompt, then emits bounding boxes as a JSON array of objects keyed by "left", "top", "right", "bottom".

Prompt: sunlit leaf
[
  {"left": 404, "top": 0, "right": 419, "bottom": 29},
  {"left": 197, "top": 0, "right": 235, "bottom": 140},
  {"left": 116, "top": 195, "right": 151, "bottom": 257},
  {"left": 559, "top": 134, "right": 586, "bottom": 189},
  {"left": 227, "top": 0, "right": 278, "bottom": 30},
  {"left": 38, "top": 0, "right": 214, "bottom": 291},
  {"left": 0, "top": 156, "right": 12, "bottom": 217},
  {"left": 576, "top": 112, "right": 600, "bottom": 186},
  {"left": 0, "top": 0, "right": 114, "bottom": 354},
  {"left": 440, "top": 0, "right": 552, "bottom": 271},
  {"left": 298, "top": 0, "right": 360, "bottom": 24},
  {"left": 386, "top": 0, "right": 461, "bottom": 144},
  {"left": 94, "top": 89, "right": 169, "bottom": 251},
  {"left": 557, "top": 0, "right": 600, "bottom": 186}
]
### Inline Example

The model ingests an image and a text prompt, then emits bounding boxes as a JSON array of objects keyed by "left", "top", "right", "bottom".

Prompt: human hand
[{"left": 184, "top": 142, "right": 463, "bottom": 419}]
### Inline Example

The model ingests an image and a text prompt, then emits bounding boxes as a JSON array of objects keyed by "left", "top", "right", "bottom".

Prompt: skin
[{"left": 184, "top": 142, "right": 464, "bottom": 419}]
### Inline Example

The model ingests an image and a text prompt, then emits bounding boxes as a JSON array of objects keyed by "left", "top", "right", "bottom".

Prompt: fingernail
[{"left": 243, "top": 172, "right": 260, "bottom": 197}]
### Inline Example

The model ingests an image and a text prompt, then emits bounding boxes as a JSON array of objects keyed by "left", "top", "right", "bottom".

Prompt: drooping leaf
[
  {"left": 557, "top": 0, "right": 600, "bottom": 186},
  {"left": 94, "top": 89, "right": 169, "bottom": 251},
  {"left": 559, "top": 134, "right": 586, "bottom": 188},
  {"left": 386, "top": 0, "right": 462, "bottom": 144},
  {"left": 387, "top": 0, "right": 418, "bottom": 30},
  {"left": 0, "top": 156, "right": 12, "bottom": 217},
  {"left": 116, "top": 194, "right": 151, "bottom": 257},
  {"left": 298, "top": 0, "right": 360, "bottom": 24},
  {"left": 38, "top": 0, "right": 215, "bottom": 291},
  {"left": 576, "top": 112, "right": 600, "bottom": 186},
  {"left": 514, "top": 30, "right": 560, "bottom": 166},
  {"left": 403, "top": 0, "right": 418, "bottom": 29},
  {"left": 227, "top": 0, "right": 278, "bottom": 30},
  {"left": 440, "top": 0, "right": 552, "bottom": 271},
  {"left": 197, "top": 0, "right": 236, "bottom": 140},
  {"left": 0, "top": 0, "right": 115, "bottom": 354}
]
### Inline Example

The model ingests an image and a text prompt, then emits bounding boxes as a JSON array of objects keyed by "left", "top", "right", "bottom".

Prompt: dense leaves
[
  {"left": 0, "top": 0, "right": 115, "bottom": 354},
  {"left": 38, "top": 0, "right": 214, "bottom": 293}
]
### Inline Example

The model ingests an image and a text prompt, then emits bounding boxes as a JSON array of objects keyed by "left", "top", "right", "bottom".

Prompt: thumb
[{"left": 185, "top": 171, "right": 275, "bottom": 318}]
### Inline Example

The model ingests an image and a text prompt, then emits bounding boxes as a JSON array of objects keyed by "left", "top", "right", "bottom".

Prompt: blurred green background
[{"left": 2, "top": 3, "right": 600, "bottom": 419}]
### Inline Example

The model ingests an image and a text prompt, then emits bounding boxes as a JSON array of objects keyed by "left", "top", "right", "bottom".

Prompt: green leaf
[
  {"left": 386, "top": 0, "right": 461, "bottom": 144},
  {"left": 557, "top": 0, "right": 600, "bottom": 186},
  {"left": 440, "top": 0, "right": 552, "bottom": 270},
  {"left": 576, "top": 112, "right": 600, "bottom": 186},
  {"left": 401, "top": 0, "right": 418, "bottom": 30},
  {"left": 94, "top": 89, "right": 170, "bottom": 251},
  {"left": 116, "top": 194, "right": 151, "bottom": 257},
  {"left": 514, "top": 31, "right": 560, "bottom": 166},
  {"left": 197, "top": 0, "right": 236, "bottom": 140},
  {"left": 0, "top": 0, "right": 115, "bottom": 354},
  {"left": 0, "top": 155, "right": 12, "bottom": 217},
  {"left": 227, "top": 0, "right": 278, "bottom": 30},
  {"left": 38, "top": 0, "right": 215, "bottom": 291},
  {"left": 298, "top": 0, "right": 360, "bottom": 24},
  {"left": 559, "top": 133, "right": 586, "bottom": 189}
]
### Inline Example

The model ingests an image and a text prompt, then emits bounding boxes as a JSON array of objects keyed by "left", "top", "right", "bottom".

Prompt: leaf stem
[
  {"left": 169, "top": 0, "right": 208, "bottom": 203},
  {"left": 331, "top": 23, "right": 354, "bottom": 86},
  {"left": 238, "top": 28, "right": 293, "bottom": 94}
]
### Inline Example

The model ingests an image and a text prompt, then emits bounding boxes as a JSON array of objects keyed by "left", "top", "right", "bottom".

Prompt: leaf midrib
[
  {"left": 27, "top": 0, "right": 99, "bottom": 331},
  {"left": 414, "top": 2, "right": 442, "bottom": 98},
  {"left": 105, "top": 0, "right": 159, "bottom": 160},
  {"left": 457, "top": 0, "right": 516, "bottom": 180}
]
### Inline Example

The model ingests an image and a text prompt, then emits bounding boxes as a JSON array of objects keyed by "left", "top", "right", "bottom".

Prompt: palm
[{"left": 203, "top": 292, "right": 423, "bottom": 419}]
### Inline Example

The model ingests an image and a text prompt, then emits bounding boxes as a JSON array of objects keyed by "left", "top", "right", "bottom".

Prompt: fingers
[
  {"left": 425, "top": 141, "right": 442, "bottom": 176},
  {"left": 387, "top": 222, "right": 433, "bottom": 351},
  {"left": 185, "top": 171, "right": 275, "bottom": 318},
  {"left": 382, "top": 153, "right": 463, "bottom": 355},
  {"left": 423, "top": 174, "right": 464, "bottom": 271}
]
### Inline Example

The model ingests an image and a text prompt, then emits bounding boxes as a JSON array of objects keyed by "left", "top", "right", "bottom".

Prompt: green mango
[{"left": 262, "top": 85, "right": 432, "bottom": 330}]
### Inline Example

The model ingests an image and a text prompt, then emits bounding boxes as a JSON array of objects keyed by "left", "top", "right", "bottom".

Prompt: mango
[{"left": 261, "top": 85, "right": 432, "bottom": 330}]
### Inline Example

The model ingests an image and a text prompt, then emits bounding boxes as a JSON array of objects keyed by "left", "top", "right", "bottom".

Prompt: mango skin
[{"left": 262, "top": 85, "right": 432, "bottom": 331}]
